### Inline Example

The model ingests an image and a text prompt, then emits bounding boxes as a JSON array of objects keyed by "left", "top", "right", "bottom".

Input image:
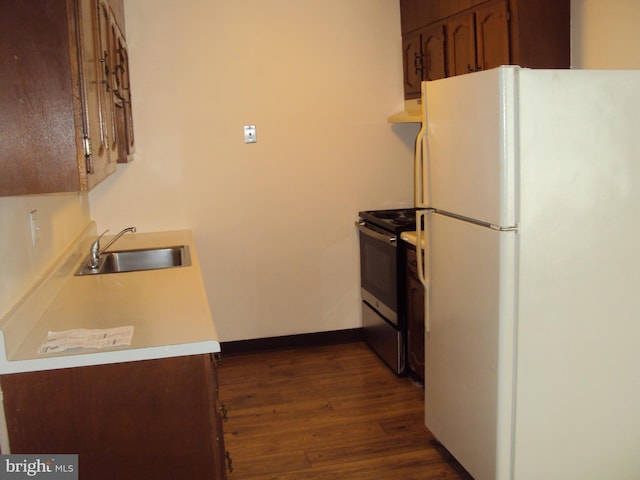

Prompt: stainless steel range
[{"left": 356, "top": 208, "right": 416, "bottom": 374}]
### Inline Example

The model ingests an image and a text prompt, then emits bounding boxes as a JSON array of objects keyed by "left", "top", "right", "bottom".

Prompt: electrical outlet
[
  {"left": 29, "top": 210, "right": 40, "bottom": 245},
  {"left": 243, "top": 125, "right": 257, "bottom": 144}
]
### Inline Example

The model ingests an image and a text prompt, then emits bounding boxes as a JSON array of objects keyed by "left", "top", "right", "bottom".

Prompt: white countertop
[{"left": 0, "top": 224, "right": 220, "bottom": 374}]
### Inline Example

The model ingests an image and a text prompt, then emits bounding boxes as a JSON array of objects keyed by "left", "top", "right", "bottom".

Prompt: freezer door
[
  {"left": 420, "top": 67, "right": 517, "bottom": 227},
  {"left": 425, "top": 212, "right": 516, "bottom": 480}
]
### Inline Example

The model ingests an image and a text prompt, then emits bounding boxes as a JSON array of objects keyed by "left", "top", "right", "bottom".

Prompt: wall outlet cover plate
[{"left": 243, "top": 125, "right": 257, "bottom": 143}]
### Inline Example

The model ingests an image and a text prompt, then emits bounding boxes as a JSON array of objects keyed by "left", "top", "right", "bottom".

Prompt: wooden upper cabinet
[
  {"left": 106, "top": 0, "right": 125, "bottom": 35},
  {"left": 422, "top": 24, "right": 447, "bottom": 82},
  {"left": 77, "top": 0, "right": 113, "bottom": 184},
  {"left": 85, "top": 0, "right": 119, "bottom": 181},
  {"left": 0, "top": 0, "right": 133, "bottom": 196},
  {"left": 447, "top": 12, "right": 477, "bottom": 76},
  {"left": 448, "top": 0, "right": 509, "bottom": 76},
  {"left": 101, "top": 0, "right": 121, "bottom": 164},
  {"left": 113, "top": 31, "right": 135, "bottom": 163},
  {"left": 402, "top": 22, "right": 447, "bottom": 99},
  {"left": 120, "top": 42, "right": 136, "bottom": 161},
  {"left": 400, "top": 0, "right": 489, "bottom": 34},
  {"left": 475, "top": 0, "right": 510, "bottom": 71},
  {"left": 508, "top": 0, "right": 570, "bottom": 69},
  {"left": 398, "top": 0, "right": 569, "bottom": 99},
  {"left": 1, "top": 0, "right": 91, "bottom": 195},
  {"left": 103, "top": 1, "right": 134, "bottom": 164},
  {"left": 402, "top": 31, "right": 423, "bottom": 98}
]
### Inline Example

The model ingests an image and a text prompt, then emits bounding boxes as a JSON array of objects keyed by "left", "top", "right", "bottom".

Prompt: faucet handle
[
  {"left": 91, "top": 229, "right": 110, "bottom": 253},
  {"left": 88, "top": 230, "right": 109, "bottom": 271}
]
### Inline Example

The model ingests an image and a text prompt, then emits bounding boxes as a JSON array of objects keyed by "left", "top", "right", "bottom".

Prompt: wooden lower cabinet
[
  {"left": 0, "top": 354, "right": 228, "bottom": 480},
  {"left": 405, "top": 244, "right": 425, "bottom": 382}
]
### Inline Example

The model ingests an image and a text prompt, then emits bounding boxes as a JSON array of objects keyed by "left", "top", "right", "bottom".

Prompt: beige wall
[
  {"left": 89, "top": 0, "right": 417, "bottom": 341},
  {"left": 3, "top": 1, "right": 640, "bottom": 342},
  {"left": 571, "top": 0, "right": 640, "bottom": 68},
  {"left": 0, "top": 193, "right": 90, "bottom": 320}
]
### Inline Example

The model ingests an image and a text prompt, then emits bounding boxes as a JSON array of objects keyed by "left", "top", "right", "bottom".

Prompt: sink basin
[{"left": 75, "top": 245, "right": 191, "bottom": 276}]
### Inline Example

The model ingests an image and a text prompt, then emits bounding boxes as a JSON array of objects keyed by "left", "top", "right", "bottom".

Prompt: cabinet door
[
  {"left": 402, "top": 30, "right": 423, "bottom": 99},
  {"left": 421, "top": 23, "right": 447, "bottom": 81},
  {"left": 475, "top": 0, "right": 509, "bottom": 71},
  {"left": 97, "top": 0, "right": 120, "bottom": 164},
  {"left": 0, "top": 0, "right": 81, "bottom": 195},
  {"left": 447, "top": 12, "right": 477, "bottom": 76},
  {"left": 114, "top": 32, "right": 135, "bottom": 162},
  {"left": 77, "top": 0, "right": 116, "bottom": 189},
  {"left": 405, "top": 246, "right": 425, "bottom": 381},
  {"left": 1, "top": 355, "right": 225, "bottom": 479},
  {"left": 122, "top": 44, "right": 135, "bottom": 159},
  {"left": 207, "top": 354, "right": 230, "bottom": 479}
]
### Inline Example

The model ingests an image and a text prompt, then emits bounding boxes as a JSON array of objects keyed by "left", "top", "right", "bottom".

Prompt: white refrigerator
[{"left": 414, "top": 66, "right": 640, "bottom": 480}]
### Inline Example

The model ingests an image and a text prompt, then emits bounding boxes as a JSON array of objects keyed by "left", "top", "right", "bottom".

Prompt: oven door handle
[{"left": 355, "top": 222, "right": 397, "bottom": 246}]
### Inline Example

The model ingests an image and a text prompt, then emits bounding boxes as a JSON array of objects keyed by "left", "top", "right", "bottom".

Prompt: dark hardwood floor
[{"left": 218, "top": 341, "right": 472, "bottom": 480}]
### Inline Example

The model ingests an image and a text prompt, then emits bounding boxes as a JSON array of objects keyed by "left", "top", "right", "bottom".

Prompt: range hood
[{"left": 387, "top": 98, "right": 422, "bottom": 123}]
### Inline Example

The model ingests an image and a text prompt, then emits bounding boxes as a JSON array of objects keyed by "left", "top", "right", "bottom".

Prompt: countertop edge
[{"left": 0, "top": 337, "right": 220, "bottom": 375}]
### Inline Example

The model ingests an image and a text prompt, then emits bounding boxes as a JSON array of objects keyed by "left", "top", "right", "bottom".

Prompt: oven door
[{"left": 357, "top": 222, "right": 398, "bottom": 324}]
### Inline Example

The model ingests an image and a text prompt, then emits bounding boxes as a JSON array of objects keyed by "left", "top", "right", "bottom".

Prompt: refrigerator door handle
[
  {"left": 414, "top": 122, "right": 427, "bottom": 207},
  {"left": 416, "top": 210, "right": 430, "bottom": 333}
]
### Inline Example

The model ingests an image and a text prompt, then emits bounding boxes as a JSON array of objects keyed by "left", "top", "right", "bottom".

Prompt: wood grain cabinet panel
[
  {"left": 447, "top": 12, "right": 477, "bottom": 77},
  {"left": 0, "top": 0, "right": 134, "bottom": 196},
  {"left": 108, "top": 12, "right": 135, "bottom": 163},
  {"left": 97, "top": 0, "right": 120, "bottom": 166},
  {"left": 402, "top": 30, "right": 424, "bottom": 98},
  {"left": 475, "top": 0, "right": 510, "bottom": 71},
  {"left": 402, "top": 23, "right": 447, "bottom": 98},
  {"left": 422, "top": 23, "right": 448, "bottom": 82},
  {"left": 399, "top": 0, "right": 569, "bottom": 99},
  {"left": 405, "top": 244, "right": 425, "bottom": 382},
  {"left": 0, "top": 354, "right": 228, "bottom": 480}
]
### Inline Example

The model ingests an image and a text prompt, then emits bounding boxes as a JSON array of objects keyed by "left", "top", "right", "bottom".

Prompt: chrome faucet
[{"left": 88, "top": 227, "right": 136, "bottom": 270}]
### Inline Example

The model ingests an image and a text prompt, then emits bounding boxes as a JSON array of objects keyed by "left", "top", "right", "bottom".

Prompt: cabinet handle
[
  {"left": 213, "top": 352, "right": 223, "bottom": 365},
  {"left": 467, "top": 64, "right": 474, "bottom": 73},
  {"left": 414, "top": 51, "right": 423, "bottom": 75},
  {"left": 225, "top": 451, "right": 234, "bottom": 473},
  {"left": 100, "top": 51, "right": 112, "bottom": 92},
  {"left": 219, "top": 402, "right": 229, "bottom": 422},
  {"left": 83, "top": 136, "right": 94, "bottom": 174}
]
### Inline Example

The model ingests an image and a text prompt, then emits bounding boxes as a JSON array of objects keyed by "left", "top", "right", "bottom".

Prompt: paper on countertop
[{"left": 37, "top": 326, "right": 134, "bottom": 354}]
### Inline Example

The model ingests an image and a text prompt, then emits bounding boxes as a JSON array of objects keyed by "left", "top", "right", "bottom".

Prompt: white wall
[{"left": 89, "top": 0, "right": 418, "bottom": 341}]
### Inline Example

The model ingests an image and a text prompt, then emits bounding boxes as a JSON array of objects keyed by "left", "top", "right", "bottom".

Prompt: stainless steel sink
[{"left": 75, "top": 245, "right": 191, "bottom": 276}]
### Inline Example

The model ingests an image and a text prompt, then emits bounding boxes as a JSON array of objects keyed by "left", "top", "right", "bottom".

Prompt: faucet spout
[{"left": 88, "top": 227, "right": 137, "bottom": 270}]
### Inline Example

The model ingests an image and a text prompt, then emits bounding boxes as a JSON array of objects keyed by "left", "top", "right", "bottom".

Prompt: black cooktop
[{"left": 358, "top": 208, "right": 417, "bottom": 233}]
